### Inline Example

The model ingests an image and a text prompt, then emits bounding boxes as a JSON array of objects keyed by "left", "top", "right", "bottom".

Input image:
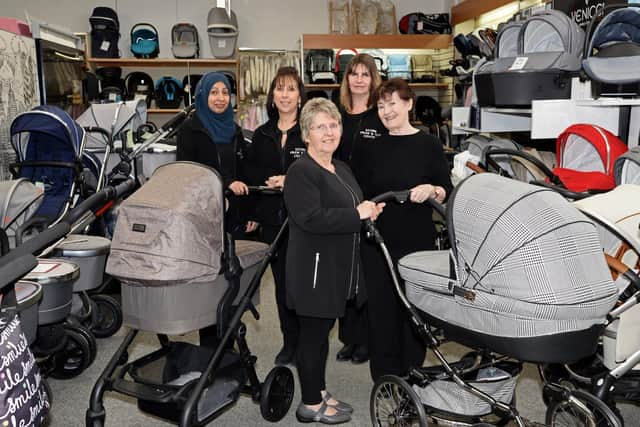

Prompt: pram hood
[
  {"left": 400, "top": 173, "right": 617, "bottom": 344},
  {"left": 467, "top": 136, "right": 521, "bottom": 177},
  {"left": 554, "top": 124, "right": 628, "bottom": 192},
  {"left": 614, "top": 146, "right": 640, "bottom": 185},
  {"left": 10, "top": 105, "right": 85, "bottom": 161},
  {"left": 574, "top": 184, "right": 640, "bottom": 268},
  {"left": 0, "top": 179, "right": 43, "bottom": 247},
  {"left": 583, "top": 7, "right": 640, "bottom": 85},
  {"left": 106, "top": 162, "right": 225, "bottom": 287},
  {"left": 478, "top": 9, "right": 585, "bottom": 74},
  {"left": 76, "top": 100, "right": 148, "bottom": 150}
]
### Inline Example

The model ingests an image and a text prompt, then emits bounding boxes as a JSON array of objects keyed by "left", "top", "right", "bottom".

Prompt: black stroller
[
  {"left": 86, "top": 162, "right": 294, "bottom": 426},
  {"left": 366, "top": 173, "right": 623, "bottom": 426}
]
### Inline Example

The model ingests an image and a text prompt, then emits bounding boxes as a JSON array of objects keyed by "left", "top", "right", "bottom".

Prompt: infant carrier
[
  {"left": 89, "top": 6, "right": 120, "bottom": 58},
  {"left": 9, "top": 105, "right": 87, "bottom": 224},
  {"left": 305, "top": 49, "right": 336, "bottom": 84},
  {"left": 96, "top": 66, "right": 126, "bottom": 102},
  {"left": 474, "top": 9, "right": 585, "bottom": 107},
  {"left": 156, "top": 76, "right": 183, "bottom": 109},
  {"left": 553, "top": 123, "right": 628, "bottom": 192},
  {"left": 614, "top": 145, "right": 640, "bottom": 185},
  {"left": 87, "top": 162, "right": 294, "bottom": 426},
  {"left": 386, "top": 53, "right": 411, "bottom": 80},
  {"left": 335, "top": 48, "right": 357, "bottom": 83},
  {"left": 207, "top": 7, "right": 238, "bottom": 58},
  {"left": 398, "top": 12, "right": 451, "bottom": 35},
  {"left": 171, "top": 22, "right": 199, "bottom": 59},
  {"left": 125, "top": 71, "right": 155, "bottom": 107},
  {"left": 582, "top": 5, "right": 640, "bottom": 98},
  {"left": 411, "top": 54, "right": 435, "bottom": 82},
  {"left": 130, "top": 23, "right": 159, "bottom": 59}
]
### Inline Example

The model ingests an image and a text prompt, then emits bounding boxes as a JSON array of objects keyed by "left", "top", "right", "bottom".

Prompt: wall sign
[{"left": 552, "top": 0, "right": 627, "bottom": 27}]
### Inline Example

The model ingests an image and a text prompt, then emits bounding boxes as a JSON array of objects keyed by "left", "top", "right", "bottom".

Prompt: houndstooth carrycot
[
  {"left": 106, "top": 162, "right": 267, "bottom": 334},
  {"left": 398, "top": 173, "right": 618, "bottom": 363}
]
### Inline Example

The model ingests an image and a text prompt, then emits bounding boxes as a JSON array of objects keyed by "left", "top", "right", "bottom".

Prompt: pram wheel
[
  {"left": 49, "top": 327, "right": 92, "bottom": 379},
  {"left": 545, "top": 389, "right": 623, "bottom": 427},
  {"left": 90, "top": 294, "right": 122, "bottom": 338},
  {"left": 260, "top": 366, "right": 294, "bottom": 422},
  {"left": 65, "top": 323, "right": 97, "bottom": 363},
  {"left": 370, "top": 375, "right": 427, "bottom": 427}
]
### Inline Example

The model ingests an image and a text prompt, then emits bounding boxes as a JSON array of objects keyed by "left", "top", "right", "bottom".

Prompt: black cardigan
[
  {"left": 284, "top": 153, "right": 366, "bottom": 318},
  {"left": 245, "top": 119, "right": 306, "bottom": 226}
]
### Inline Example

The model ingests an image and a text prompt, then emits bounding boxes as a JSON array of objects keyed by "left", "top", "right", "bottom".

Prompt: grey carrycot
[
  {"left": 614, "top": 146, "right": 640, "bottom": 185},
  {"left": 0, "top": 179, "right": 44, "bottom": 248},
  {"left": 582, "top": 5, "right": 640, "bottom": 97},
  {"left": 106, "top": 161, "right": 267, "bottom": 334},
  {"left": 207, "top": 7, "right": 238, "bottom": 58},
  {"left": 475, "top": 9, "right": 585, "bottom": 107},
  {"left": 398, "top": 173, "right": 617, "bottom": 363}
]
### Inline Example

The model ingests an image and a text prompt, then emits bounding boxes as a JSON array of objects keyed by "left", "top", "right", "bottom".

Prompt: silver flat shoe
[
  {"left": 323, "top": 391, "right": 354, "bottom": 414},
  {"left": 295, "top": 401, "right": 351, "bottom": 424}
]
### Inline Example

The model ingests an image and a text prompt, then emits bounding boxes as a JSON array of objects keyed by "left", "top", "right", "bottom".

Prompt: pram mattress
[
  {"left": 122, "top": 240, "right": 268, "bottom": 335},
  {"left": 399, "top": 174, "right": 618, "bottom": 362}
]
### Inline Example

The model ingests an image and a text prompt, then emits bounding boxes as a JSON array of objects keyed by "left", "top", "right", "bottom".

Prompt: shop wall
[{"left": 3, "top": 0, "right": 449, "bottom": 53}]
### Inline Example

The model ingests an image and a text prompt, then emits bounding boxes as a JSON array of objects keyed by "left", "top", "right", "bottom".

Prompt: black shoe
[
  {"left": 335, "top": 344, "right": 355, "bottom": 362},
  {"left": 351, "top": 345, "right": 369, "bottom": 364},
  {"left": 274, "top": 345, "right": 296, "bottom": 366},
  {"left": 296, "top": 401, "right": 351, "bottom": 424}
]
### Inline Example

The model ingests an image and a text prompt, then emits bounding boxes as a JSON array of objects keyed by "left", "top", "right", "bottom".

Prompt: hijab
[{"left": 194, "top": 72, "right": 235, "bottom": 144}]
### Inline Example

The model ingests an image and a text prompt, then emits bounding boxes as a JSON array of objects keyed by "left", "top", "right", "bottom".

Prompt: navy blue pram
[{"left": 9, "top": 106, "right": 89, "bottom": 225}]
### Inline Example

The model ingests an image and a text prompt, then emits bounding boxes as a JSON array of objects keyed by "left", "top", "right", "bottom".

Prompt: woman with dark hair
[
  {"left": 176, "top": 71, "right": 255, "bottom": 347},
  {"left": 244, "top": 66, "right": 307, "bottom": 366},
  {"left": 333, "top": 53, "right": 387, "bottom": 364},
  {"left": 353, "top": 78, "right": 453, "bottom": 381}
]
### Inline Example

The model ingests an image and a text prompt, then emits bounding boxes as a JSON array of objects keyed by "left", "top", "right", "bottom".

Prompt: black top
[
  {"left": 334, "top": 107, "right": 386, "bottom": 167},
  {"left": 284, "top": 153, "right": 365, "bottom": 318},
  {"left": 353, "top": 130, "right": 453, "bottom": 257},
  {"left": 245, "top": 119, "right": 306, "bottom": 226},
  {"left": 176, "top": 113, "right": 249, "bottom": 232}
]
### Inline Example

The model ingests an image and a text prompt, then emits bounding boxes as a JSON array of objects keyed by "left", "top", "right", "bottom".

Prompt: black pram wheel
[
  {"left": 370, "top": 375, "right": 427, "bottom": 427},
  {"left": 90, "top": 294, "right": 123, "bottom": 338},
  {"left": 49, "top": 328, "right": 92, "bottom": 379},
  {"left": 260, "top": 366, "right": 294, "bottom": 422},
  {"left": 545, "top": 389, "right": 623, "bottom": 427},
  {"left": 65, "top": 323, "right": 97, "bottom": 363}
]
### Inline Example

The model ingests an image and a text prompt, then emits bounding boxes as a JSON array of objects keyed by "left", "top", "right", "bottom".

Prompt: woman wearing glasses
[{"left": 284, "top": 98, "right": 384, "bottom": 424}]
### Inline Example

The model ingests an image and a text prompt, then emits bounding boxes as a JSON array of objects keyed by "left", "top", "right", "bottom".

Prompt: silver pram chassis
[{"left": 364, "top": 188, "right": 623, "bottom": 427}]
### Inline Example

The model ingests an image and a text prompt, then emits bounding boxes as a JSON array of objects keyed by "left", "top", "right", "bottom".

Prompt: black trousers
[
  {"left": 296, "top": 315, "right": 335, "bottom": 405},
  {"left": 338, "top": 299, "right": 368, "bottom": 347},
  {"left": 262, "top": 224, "right": 299, "bottom": 350},
  {"left": 362, "top": 241, "right": 426, "bottom": 382}
]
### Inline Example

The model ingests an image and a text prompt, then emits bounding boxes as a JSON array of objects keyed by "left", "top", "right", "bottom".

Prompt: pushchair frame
[{"left": 364, "top": 190, "right": 623, "bottom": 427}]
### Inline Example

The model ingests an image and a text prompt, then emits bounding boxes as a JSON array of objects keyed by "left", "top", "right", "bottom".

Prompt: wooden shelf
[
  {"left": 301, "top": 34, "right": 451, "bottom": 50},
  {"left": 451, "top": 0, "right": 516, "bottom": 25},
  {"left": 148, "top": 108, "right": 182, "bottom": 113},
  {"left": 306, "top": 82, "right": 450, "bottom": 90},
  {"left": 86, "top": 57, "right": 237, "bottom": 67}
]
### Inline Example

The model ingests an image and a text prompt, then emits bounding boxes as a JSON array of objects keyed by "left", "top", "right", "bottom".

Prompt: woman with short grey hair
[{"left": 284, "top": 97, "right": 384, "bottom": 424}]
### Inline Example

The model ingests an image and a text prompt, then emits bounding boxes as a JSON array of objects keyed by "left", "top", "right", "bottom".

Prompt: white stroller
[
  {"left": 86, "top": 162, "right": 294, "bottom": 426},
  {"left": 366, "top": 173, "right": 622, "bottom": 426}
]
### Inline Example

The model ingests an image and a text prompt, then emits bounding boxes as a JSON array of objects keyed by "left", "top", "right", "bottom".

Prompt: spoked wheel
[
  {"left": 260, "top": 366, "right": 295, "bottom": 422},
  {"left": 90, "top": 294, "right": 122, "bottom": 338},
  {"left": 49, "top": 328, "right": 92, "bottom": 379},
  {"left": 370, "top": 375, "right": 427, "bottom": 427},
  {"left": 65, "top": 323, "right": 97, "bottom": 363},
  {"left": 546, "top": 389, "right": 623, "bottom": 427}
]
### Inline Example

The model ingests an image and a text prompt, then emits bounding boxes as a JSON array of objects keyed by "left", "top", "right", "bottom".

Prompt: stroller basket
[{"left": 414, "top": 360, "right": 521, "bottom": 417}]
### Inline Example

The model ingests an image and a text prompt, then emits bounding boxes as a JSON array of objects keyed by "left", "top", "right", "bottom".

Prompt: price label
[
  {"left": 100, "top": 40, "right": 111, "bottom": 51},
  {"left": 218, "top": 40, "right": 227, "bottom": 48},
  {"left": 509, "top": 57, "right": 529, "bottom": 71}
]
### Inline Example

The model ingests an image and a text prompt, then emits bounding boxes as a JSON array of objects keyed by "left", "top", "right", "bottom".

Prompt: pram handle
[
  {"left": 0, "top": 222, "right": 70, "bottom": 268},
  {"left": 224, "top": 185, "right": 284, "bottom": 197},
  {"left": 529, "top": 180, "right": 604, "bottom": 200},
  {"left": 61, "top": 178, "right": 136, "bottom": 226},
  {"left": 483, "top": 148, "right": 560, "bottom": 184},
  {"left": 370, "top": 190, "right": 410, "bottom": 204}
]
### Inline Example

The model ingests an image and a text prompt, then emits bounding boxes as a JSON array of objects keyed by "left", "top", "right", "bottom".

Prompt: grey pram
[
  {"left": 86, "top": 161, "right": 294, "bottom": 426},
  {"left": 367, "top": 173, "right": 622, "bottom": 426}
]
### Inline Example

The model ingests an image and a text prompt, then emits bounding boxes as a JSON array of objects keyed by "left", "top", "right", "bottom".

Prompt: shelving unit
[{"left": 300, "top": 33, "right": 454, "bottom": 104}]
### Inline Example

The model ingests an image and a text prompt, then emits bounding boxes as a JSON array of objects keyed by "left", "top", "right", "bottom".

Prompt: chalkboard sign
[
  {"left": 553, "top": 0, "right": 628, "bottom": 27},
  {"left": 0, "top": 313, "right": 50, "bottom": 427}
]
